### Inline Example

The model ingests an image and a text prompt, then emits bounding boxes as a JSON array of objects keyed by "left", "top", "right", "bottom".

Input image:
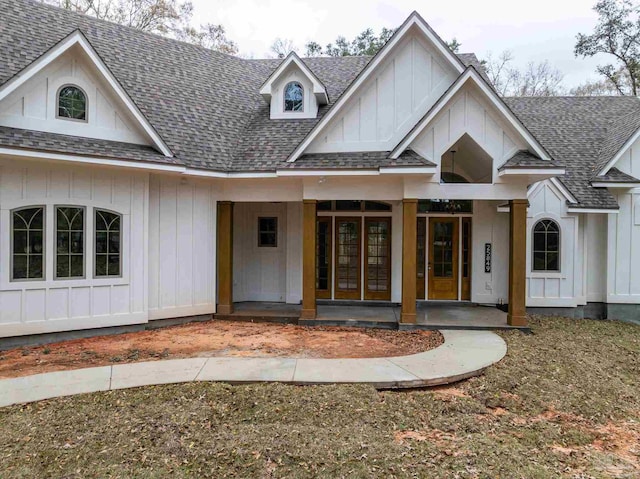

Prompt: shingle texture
[
  {"left": 504, "top": 96, "right": 640, "bottom": 209},
  {"left": 592, "top": 167, "right": 640, "bottom": 183},
  {"left": 2, "top": 1, "right": 640, "bottom": 210},
  {"left": 499, "top": 150, "right": 558, "bottom": 170},
  {"left": 0, "top": 126, "right": 178, "bottom": 164},
  {"left": 285, "top": 150, "right": 435, "bottom": 170}
]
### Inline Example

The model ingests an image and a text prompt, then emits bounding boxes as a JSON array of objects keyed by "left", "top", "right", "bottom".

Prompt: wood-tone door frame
[
  {"left": 416, "top": 216, "right": 427, "bottom": 300},
  {"left": 316, "top": 216, "right": 332, "bottom": 299},
  {"left": 461, "top": 217, "right": 472, "bottom": 301},
  {"left": 364, "top": 217, "right": 392, "bottom": 301},
  {"left": 334, "top": 216, "right": 362, "bottom": 300},
  {"left": 428, "top": 217, "right": 459, "bottom": 300}
]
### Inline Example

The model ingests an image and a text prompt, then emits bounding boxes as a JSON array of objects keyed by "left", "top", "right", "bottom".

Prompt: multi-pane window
[
  {"left": 284, "top": 82, "right": 303, "bottom": 112},
  {"left": 95, "top": 209, "right": 121, "bottom": 277},
  {"left": 57, "top": 85, "right": 87, "bottom": 121},
  {"left": 55, "top": 207, "right": 84, "bottom": 279},
  {"left": 258, "top": 217, "right": 277, "bottom": 247},
  {"left": 532, "top": 219, "right": 560, "bottom": 272},
  {"left": 12, "top": 207, "right": 45, "bottom": 280}
]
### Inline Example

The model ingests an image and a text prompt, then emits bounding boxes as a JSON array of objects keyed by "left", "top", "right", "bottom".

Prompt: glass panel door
[
  {"left": 334, "top": 217, "right": 361, "bottom": 299},
  {"left": 364, "top": 217, "right": 391, "bottom": 300},
  {"left": 428, "top": 218, "right": 459, "bottom": 300},
  {"left": 316, "top": 217, "right": 332, "bottom": 299}
]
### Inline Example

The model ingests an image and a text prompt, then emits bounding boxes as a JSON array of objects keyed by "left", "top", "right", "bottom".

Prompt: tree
[
  {"left": 270, "top": 38, "right": 297, "bottom": 59},
  {"left": 482, "top": 50, "right": 565, "bottom": 96},
  {"left": 178, "top": 24, "right": 238, "bottom": 55},
  {"left": 575, "top": 0, "right": 640, "bottom": 95},
  {"left": 570, "top": 76, "right": 627, "bottom": 95},
  {"left": 304, "top": 27, "right": 396, "bottom": 57},
  {"left": 45, "top": 0, "right": 237, "bottom": 54},
  {"left": 447, "top": 38, "right": 462, "bottom": 53}
]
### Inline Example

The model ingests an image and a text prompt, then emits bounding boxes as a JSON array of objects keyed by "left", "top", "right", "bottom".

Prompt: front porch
[
  {"left": 214, "top": 301, "right": 527, "bottom": 331},
  {"left": 216, "top": 197, "right": 529, "bottom": 329}
]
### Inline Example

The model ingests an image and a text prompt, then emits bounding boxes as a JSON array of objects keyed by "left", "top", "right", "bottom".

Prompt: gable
[
  {"left": 603, "top": 132, "right": 640, "bottom": 179},
  {"left": 305, "top": 30, "right": 459, "bottom": 154},
  {"left": 0, "top": 44, "right": 154, "bottom": 146},
  {"left": 528, "top": 180, "right": 570, "bottom": 217},
  {"left": 266, "top": 61, "right": 321, "bottom": 119},
  {"left": 407, "top": 81, "right": 529, "bottom": 175}
]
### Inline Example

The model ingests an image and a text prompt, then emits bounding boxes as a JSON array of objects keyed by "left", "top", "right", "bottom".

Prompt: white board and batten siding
[
  {"left": 605, "top": 136, "right": 640, "bottom": 304},
  {"left": 232, "top": 202, "right": 302, "bottom": 304},
  {"left": 148, "top": 175, "right": 217, "bottom": 320},
  {"left": 408, "top": 84, "right": 527, "bottom": 177},
  {"left": 307, "top": 32, "right": 458, "bottom": 153},
  {"left": 526, "top": 181, "right": 585, "bottom": 307},
  {"left": 0, "top": 45, "right": 152, "bottom": 146},
  {"left": 0, "top": 159, "right": 148, "bottom": 337}
]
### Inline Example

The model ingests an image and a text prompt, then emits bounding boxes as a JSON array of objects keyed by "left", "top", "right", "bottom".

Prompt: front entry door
[
  {"left": 428, "top": 218, "right": 459, "bottom": 300},
  {"left": 335, "top": 217, "right": 361, "bottom": 299},
  {"left": 364, "top": 217, "right": 391, "bottom": 300}
]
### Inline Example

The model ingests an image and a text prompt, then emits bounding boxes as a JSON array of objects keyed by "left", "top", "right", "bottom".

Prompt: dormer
[{"left": 260, "top": 52, "right": 329, "bottom": 119}]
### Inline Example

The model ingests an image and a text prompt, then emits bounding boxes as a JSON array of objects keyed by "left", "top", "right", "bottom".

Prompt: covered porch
[{"left": 215, "top": 196, "right": 529, "bottom": 329}]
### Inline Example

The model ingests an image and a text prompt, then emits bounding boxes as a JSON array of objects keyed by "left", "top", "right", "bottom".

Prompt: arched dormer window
[
  {"left": 57, "top": 85, "right": 87, "bottom": 121},
  {"left": 284, "top": 82, "right": 304, "bottom": 112},
  {"left": 532, "top": 219, "right": 560, "bottom": 272}
]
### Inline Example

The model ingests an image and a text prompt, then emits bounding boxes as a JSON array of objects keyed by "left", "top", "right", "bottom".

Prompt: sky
[{"left": 189, "top": 0, "right": 609, "bottom": 91}]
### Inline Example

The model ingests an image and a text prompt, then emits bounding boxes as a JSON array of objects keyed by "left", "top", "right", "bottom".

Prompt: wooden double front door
[
  {"left": 417, "top": 217, "right": 471, "bottom": 301},
  {"left": 316, "top": 217, "right": 391, "bottom": 300}
]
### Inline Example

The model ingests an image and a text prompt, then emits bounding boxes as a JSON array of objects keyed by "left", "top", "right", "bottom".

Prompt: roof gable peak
[
  {"left": 259, "top": 51, "right": 329, "bottom": 105},
  {"left": 0, "top": 29, "right": 173, "bottom": 157}
]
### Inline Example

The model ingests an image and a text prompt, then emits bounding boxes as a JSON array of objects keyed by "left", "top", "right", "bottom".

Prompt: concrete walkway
[{"left": 0, "top": 330, "right": 507, "bottom": 408}]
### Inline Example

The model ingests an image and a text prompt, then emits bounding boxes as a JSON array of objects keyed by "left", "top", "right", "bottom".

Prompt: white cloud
[{"left": 190, "top": 0, "right": 608, "bottom": 88}]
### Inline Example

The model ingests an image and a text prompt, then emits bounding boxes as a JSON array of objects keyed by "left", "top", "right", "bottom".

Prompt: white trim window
[
  {"left": 57, "top": 85, "right": 88, "bottom": 121},
  {"left": 55, "top": 206, "right": 85, "bottom": 279},
  {"left": 95, "top": 209, "right": 122, "bottom": 277},
  {"left": 11, "top": 206, "right": 45, "bottom": 281},
  {"left": 284, "top": 81, "right": 304, "bottom": 112},
  {"left": 532, "top": 219, "right": 560, "bottom": 272}
]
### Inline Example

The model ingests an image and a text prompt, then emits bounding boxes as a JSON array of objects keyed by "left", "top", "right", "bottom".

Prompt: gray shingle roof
[
  {"left": 499, "top": 150, "right": 558, "bottom": 170},
  {"left": 3, "top": 1, "right": 640, "bottom": 211},
  {"left": 0, "top": 126, "right": 178, "bottom": 165},
  {"left": 504, "top": 96, "right": 640, "bottom": 209},
  {"left": 592, "top": 167, "right": 640, "bottom": 184},
  {"left": 284, "top": 150, "right": 435, "bottom": 170}
]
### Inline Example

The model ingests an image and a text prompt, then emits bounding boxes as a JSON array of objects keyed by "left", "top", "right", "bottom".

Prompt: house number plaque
[{"left": 484, "top": 243, "right": 492, "bottom": 273}]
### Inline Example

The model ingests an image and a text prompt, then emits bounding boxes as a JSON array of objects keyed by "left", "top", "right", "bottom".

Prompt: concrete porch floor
[{"left": 217, "top": 302, "right": 526, "bottom": 331}]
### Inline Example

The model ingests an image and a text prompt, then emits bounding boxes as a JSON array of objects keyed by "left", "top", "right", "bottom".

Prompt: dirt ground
[{"left": 0, "top": 320, "right": 443, "bottom": 378}]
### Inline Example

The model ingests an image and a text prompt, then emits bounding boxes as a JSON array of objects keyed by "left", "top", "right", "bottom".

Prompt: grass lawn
[{"left": 0, "top": 316, "right": 639, "bottom": 478}]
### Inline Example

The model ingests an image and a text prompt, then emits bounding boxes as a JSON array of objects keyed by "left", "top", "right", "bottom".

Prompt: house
[{"left": 0, "top": 0, "right": 638, "bottom": 340}]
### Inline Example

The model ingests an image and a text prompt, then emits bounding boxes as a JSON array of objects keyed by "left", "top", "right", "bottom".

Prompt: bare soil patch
[{"left": 0, "top": 320, "right": 443, "bottom": 378}]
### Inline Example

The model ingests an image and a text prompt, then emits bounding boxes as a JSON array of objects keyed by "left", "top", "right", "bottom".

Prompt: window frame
[
  {"left": 531, "top": 218, "right": 561, "bottom": 273},
  {"left": 56, "top": 84, "right": 88, "bottom": 123},
  {"left": 10, "top": 205, "right": 46, "bottom": 282},
  {"left": 94, "top": 208, "right": 123, "bottom": 278},
  {"left": 283, "top": 81, "right": 304, "bottom": 113},
  {"left": 258, "top": 217, "right": 278, "bottom": 248},
  {"left": 54, "top": 205, "right": 86, "bottom": 280}
]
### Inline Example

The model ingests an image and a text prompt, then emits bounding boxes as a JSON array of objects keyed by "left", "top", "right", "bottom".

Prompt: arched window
[
  {"left": 284, "top": 82, "right": 304, "bottom": 112},
  {"left": 95, "top": 209, "right": 121, "bottom": 277},
  {"left": 532, "top": 219, "right": 560, "bottom": 272},
  {"left": 57, "top": 85, "right": 87, "bottom": 121},
  {"left": 12, "top": 206, "right": 45, "bottom": 280}
]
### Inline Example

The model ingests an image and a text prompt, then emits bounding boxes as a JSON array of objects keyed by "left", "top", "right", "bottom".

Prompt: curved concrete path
[{"left": 0, "top": 330, "right": 506, "bottom": 408}]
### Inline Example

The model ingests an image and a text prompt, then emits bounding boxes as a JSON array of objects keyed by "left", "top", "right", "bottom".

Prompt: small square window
[{"left": 258, "top": 217, "right": 277, "bottom": 247}]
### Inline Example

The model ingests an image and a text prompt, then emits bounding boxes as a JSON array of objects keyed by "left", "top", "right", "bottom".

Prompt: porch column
[
  {"left": 401, "top": 199, "right": 418, "bottom": 323},
  {"left": 216, "top": 201, "right": 234, "bottom": 315},
  {"left": 508, "top": 199, "right": 528, "bottom": 326},
  {"left": 301, "top": 199, "right": 317, "bottom": 319}
]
